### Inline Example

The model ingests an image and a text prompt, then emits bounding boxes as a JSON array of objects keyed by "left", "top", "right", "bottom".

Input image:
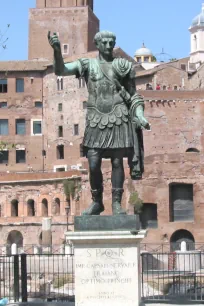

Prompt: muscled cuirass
[{"left": 86, "top": 59, "right": 129, "bottom": 129}]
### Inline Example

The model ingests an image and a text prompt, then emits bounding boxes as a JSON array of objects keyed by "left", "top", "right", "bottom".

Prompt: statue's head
[{"left": 94, "top": 31, "right": 116, "bottom": 56}]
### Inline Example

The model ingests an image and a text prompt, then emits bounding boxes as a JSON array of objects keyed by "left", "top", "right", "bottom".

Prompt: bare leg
[
  {"left": 82, "top": 149, "right": 104, "bottom": 215},
  {"left": 87, "top": 149, "right": 103, "bottom": 190},
  {"left": 111, "top": 156, "right": 125, "bottom": 189},
  {"left": 111, "top": 151, "right": 126, "bottom": 215}
]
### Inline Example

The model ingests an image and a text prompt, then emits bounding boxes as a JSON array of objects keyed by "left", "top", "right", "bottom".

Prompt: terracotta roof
[
  {"left": 136, "top": 66, "right": 159, "bottom": 77},
  {"left": 0, "top": 60, "right": 49, "bottom": 72}
]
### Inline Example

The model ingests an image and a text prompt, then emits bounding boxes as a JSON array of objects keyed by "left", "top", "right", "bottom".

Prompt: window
[
  {"left": 144, "top": 56, "right": 149, "bottom": 62},
  {"left": 58, "top": 103, "right": 63, "bottom": 111},
  {"left": 32, "top": 120, "right": 42, "bottom": 135},
  {"left": 0, "top": 102, "right": 7, "bottom": 108},
  {"left": 57, "top": 145, "right": 64, "bottom": 159},
  {"left": 181, "top": 64, "right": 186, "bottom": 71},
  {"left": 35, "top": 101, "right": 42, "bottom": 108},
  {"left": 79, "top": 77, "right": 86, "bottom": 88},
  {"left": 42, "top": 198, "right": 48, "bottom": 217},
  {"left": 74, "top": 124, "right": 79, "bottom": 136},
  {"left": 16, "top": 79, "right": 24, "bottom": 93},
  {"left": 16, "top": 150, "right": 26, "bottom": 163},
  {"left": 186, "top": 148, "right": 200, "bottom": 153},
  {"left": 0, "top": 119, "right": 8, "bottom": 135},
  {"left": 58, "top": 126, "right": 63, "bottom": 137},
  {"left": 55, "top": 167, "right": 66, "bottom": 172},
  {"left": 136, "top": 57, "right": 141, "bottom": 63},
  {"left": 194, "top": 35, "right": 197, "bottom": 50},
  {"left": 63, "top": 44, "right": 69, "bottom": 55},
  {"left": 0, "top": 151, "right": 8, "bottom": 164},
  {"left": 169, "top": 183, "right": 194, "bottom": 222},
  {"left": 140, "top": 203, "right": 158, "bottom": 229},
  {"left": 27, "top": 199, "right": 35, "bottom": 216},
  {"left": 57, "top": 77, "right": 63, "bottom": 91},
  {"left": 16, "top": 119, "right": 25, "bottom": 135},
  {"left": 11, "top": 199, "right": 18, "bottom": 217},
  {"left": 83, "top": 101, "right": 87, "bottom": 109},
  {"left": 0, "top": 79, "right": 7, "bottom": 93}
]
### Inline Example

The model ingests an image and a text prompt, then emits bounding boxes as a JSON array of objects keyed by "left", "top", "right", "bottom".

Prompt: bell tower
[
  {"left": 189, "top": 3, "right": 204, "bottom": 66},
  {"left": 28, "top": 0, "right": 98, "bottom": 60}
]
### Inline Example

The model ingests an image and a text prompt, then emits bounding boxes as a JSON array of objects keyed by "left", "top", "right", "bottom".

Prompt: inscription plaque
[{"left": 75, "top": 244, "right": 140, "bottom": 306}]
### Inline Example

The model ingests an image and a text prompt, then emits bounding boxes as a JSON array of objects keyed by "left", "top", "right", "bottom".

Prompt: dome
[
  {"left": 191, "top": 4, "right": 204, "bottom": 28},
  {"left": 135, "top": 43, "right": 153, "bottom": 57}
]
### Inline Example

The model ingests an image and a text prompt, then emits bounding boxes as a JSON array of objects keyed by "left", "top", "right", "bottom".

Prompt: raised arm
[{"left": 48, "top": 31, "right": 79, "bottom": 76}]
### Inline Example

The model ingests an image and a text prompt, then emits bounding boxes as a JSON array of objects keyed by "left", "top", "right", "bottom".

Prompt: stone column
[
  {"left": 11, "top": 243, "right": 17, "bottom": 255},
  {"left": 42, "top": 218, "right": 52, "bottom": 253},
  {"left": 66, "top": 230, "right": 147, "bottom": 306}
]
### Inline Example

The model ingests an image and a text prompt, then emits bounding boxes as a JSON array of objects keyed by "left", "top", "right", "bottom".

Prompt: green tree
[
  {"left": 0, "top": 141, "right": 15, "bottom": 151},
  {"left": 152, "top": 55, "right": 157, "bottom": 62},
  {"left": 63, "top": 179, "right": 81, "bottom": 205},
  {"left": 128, "top": 191, "right": 143, "bottom": 214}
]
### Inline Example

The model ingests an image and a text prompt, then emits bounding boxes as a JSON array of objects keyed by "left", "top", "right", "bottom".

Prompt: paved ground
[
  {"left": 8, "top": 303, "right": 204, "bottom": 306},
  {"left": 9, "top": 303, "right": 75, "bottom": 306}
]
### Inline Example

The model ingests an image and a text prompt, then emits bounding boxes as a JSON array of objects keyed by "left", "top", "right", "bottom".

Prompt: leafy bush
[
  {"left": 128, "top": 191, "right": 143, "bottom": 214},
  {"left": 53, "top": 274, "right": 74, "bottom": 288}
]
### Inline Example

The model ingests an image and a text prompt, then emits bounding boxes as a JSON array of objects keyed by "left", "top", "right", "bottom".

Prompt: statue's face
[{"left": 97, "top": 37, "right": 115, "bottom": 56}]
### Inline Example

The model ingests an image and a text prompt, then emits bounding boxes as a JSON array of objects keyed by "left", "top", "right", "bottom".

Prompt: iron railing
[
  {"left": 141, "top": 251, "right": 204, "bottom": 302},
  {"left": 141, "top": 242, "right": 198, "bottom": 253},
  {"left": 0, "top": 253, "right": 74, "bottom": 302},
  {"left": 0, "top": 244, "right": 74, "bottom": 256}
]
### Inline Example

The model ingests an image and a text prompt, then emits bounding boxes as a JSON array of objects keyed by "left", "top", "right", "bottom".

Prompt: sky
[{"left": 0, "top": 0, "right": 203, "bottom": 61}]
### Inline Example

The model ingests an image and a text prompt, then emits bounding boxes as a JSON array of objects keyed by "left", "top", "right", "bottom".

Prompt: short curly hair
[{"left": 94, "top": 31, "right": 116, "bottom": 45}]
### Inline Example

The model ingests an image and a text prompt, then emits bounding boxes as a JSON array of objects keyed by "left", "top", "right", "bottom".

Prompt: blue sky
[{"left": 0, "top": 0, "right": 203, "bottom": 61}]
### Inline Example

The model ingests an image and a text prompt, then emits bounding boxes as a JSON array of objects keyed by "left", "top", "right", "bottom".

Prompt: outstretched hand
[
  {"left": 47, "top": 31, "right": 61, "bottom": 51},
  {"left": 138, "top": 116, "right": 151, "bottom": 130}
]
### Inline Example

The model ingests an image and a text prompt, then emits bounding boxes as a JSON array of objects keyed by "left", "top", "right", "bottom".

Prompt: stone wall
[
  {"left": 0, "top": 71, "right": 44, "bottom": 172},
  {"left": 28, "top": 5, "right": 99, "bottom": 60}
]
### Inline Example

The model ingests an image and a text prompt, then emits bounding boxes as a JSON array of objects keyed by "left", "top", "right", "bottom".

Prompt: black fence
[
  {"left": 2, "top": 248, "right": 204, "bottom": 303},
  {"left": 141, "top": 251, "right": 204, "bottom": 302},
  {"left": 0, "top": 253, "right": 74, "bottom": 302}
]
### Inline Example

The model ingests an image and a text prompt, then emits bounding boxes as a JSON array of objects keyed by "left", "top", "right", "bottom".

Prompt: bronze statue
[{"left": 48, "top": 30, "right": 150, "bottom": 216}]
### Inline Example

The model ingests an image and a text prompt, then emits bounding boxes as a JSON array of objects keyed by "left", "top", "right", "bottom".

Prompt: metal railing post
[
  {"left": 21, "top": 254, "right": 27, "bottom": 302},
  {"left": 13, "top": 255, "right": 20, "bottom": 302}
]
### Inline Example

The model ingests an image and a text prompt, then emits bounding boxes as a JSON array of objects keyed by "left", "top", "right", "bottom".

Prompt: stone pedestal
[
  {"left": 66, "top": 230, "right": 147, "bottom": 306},
  {"left": 42, "top": 218, "right": 52, "bottom": 246}
]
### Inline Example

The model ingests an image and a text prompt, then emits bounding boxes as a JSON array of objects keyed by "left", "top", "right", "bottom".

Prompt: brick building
[{"left": 0, "top": 0, "right": 204, "bottom": 251}]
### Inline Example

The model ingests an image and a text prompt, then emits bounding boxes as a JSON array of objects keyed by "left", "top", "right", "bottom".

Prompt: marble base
[{"left": 66, "top": 230, "right": 147, "bottom": 306}]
